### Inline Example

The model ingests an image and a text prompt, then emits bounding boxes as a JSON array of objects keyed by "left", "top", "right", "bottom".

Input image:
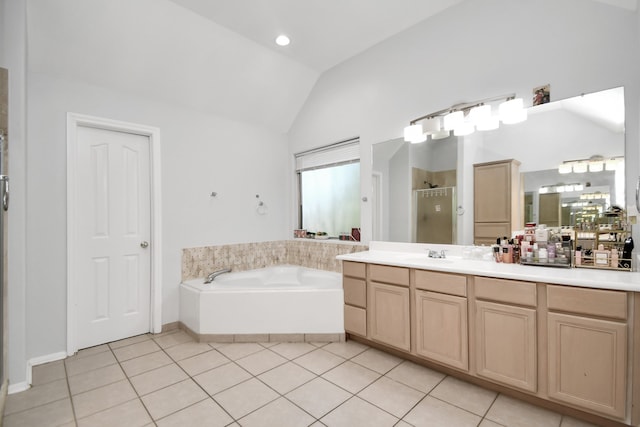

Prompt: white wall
[
  {"left": 25, "top": 72, "right": 290, "bottom": 364},
  {"left": 288, "top": 0, "right": 640, "bottom": 244}
]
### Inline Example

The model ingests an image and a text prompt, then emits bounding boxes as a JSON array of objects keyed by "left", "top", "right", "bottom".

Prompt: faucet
[
  {"left": 204, "top": 268, "right": 232, "bottom": 284},
  {"left": 427, "top": 249, "right": 447, "bottom": 259}
]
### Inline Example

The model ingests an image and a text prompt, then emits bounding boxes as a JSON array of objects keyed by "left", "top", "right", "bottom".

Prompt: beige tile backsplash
[{"left": 182, "top": 240, "right": 368, "bottom": 281}]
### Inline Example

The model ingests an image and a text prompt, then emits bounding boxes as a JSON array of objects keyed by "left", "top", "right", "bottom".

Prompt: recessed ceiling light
[{"left": 275, "top": 35, "right": 290, "bottom": 46}]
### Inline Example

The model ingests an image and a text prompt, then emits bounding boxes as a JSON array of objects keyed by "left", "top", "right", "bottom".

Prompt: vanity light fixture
[
  {"left": 557, "top": 155, "right": 622, "bottom": 174},
  {"left": 604, "top": 157, "right": 624, "bottom": 171},
  {"left": 431, "top": 129, "right": 451, "bottom": 140},
  {"left": 499, "top": 97, "right": 527, "bottom": 124},
  {"left": 404, "top": 93, "right": 522, "bottom": 143},
  {"left": 588, "top": 155, "right": 604, "bottom": 172},
  {"left": 558, "top": 162, "right": 573, "bottom": 174},
  {"left": 572, "top": 162, "right": 588, "bottom": 174},
  {"left": 471, "top": 104, "right": 500, "bottom": 131},
  {"left": 403, "top": 123, "right": 423, "bottom": 143},
  {"left": 539, "top": 183, "right": 583, "bottom": 194},
  {"left": 443, "top": 111, "right": 464, "bottom": 131},
  {"left": 453, "top": 122, "right": 475, "bottom": 136}
]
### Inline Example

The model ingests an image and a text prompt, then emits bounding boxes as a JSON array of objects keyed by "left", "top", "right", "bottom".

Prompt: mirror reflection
[{"left": 372, "top": 86, "right": 625, "bottom": 244}]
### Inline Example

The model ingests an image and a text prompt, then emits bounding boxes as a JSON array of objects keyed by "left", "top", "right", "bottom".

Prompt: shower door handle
[{"left": 0, "top": 175, "right": 8, "bottom": 211}]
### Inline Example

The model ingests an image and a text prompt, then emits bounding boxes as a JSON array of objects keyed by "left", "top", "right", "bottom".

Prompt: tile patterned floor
[{"left": 2, "top": 330, "right": 600, "bottom": 426}]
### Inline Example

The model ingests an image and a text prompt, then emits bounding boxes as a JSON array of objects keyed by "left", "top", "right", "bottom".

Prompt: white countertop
[{"left": 336, "top": 242, "right": 640, "bottom": 292}]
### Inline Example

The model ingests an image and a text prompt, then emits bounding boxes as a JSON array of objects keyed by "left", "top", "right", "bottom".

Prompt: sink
[{"left": 394, "top": 254, "right": 455, "bottom": 264}]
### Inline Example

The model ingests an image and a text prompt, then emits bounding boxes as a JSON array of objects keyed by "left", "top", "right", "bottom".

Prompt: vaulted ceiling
[
  {"left": 27, "top": 0, "right": 637, "bottom": 133},
  {"left": 168, "top": 0, "right": 637, "bottom": 73}
]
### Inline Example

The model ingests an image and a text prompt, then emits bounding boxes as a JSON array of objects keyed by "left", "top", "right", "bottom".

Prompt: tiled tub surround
[
  {"left": 180, "top": 240, "right": 366, "bottom": 343},
  {"left": 181, "top": 239, "right": 368, "bottom": 282}
]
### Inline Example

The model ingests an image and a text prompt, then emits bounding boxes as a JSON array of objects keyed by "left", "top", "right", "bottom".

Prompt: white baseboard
[
  {"left": 8, "top": 382, "right": 29, "bottom": 395},
  {"left": 8, "top": 351, "right": 67, "bottom": 395}
]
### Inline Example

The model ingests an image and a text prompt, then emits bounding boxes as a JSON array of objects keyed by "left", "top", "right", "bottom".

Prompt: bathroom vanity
[{"left": 337, "top": 242, "right": 640, "bottom": 427}]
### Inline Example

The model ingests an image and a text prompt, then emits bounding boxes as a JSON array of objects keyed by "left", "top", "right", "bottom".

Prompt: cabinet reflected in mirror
[{"left": 372, "top": 86, "right": 625, "bottom": 244}]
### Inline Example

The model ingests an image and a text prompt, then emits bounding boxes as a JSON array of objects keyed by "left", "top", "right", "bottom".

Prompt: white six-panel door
[{"left": 74, "top": 125, "right": 151, "bottom": 349}]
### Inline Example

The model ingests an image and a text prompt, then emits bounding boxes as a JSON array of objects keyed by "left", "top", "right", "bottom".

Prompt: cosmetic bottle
[
  {"left": 611, "top": 248, "right": 619, "bottom": 268},
  {"left": 493, "top": 245, "right": 502, "bottom": 263},
  {"left": 512, "top": 240, "right": 520, "bottom": 264},
  {"left": 539, "top": 247, "right": 548, "bottom": 263},
  {"left": 593, "top": 244, "right": 610, "bottom": 267},
  {"left": 547, "top": 243, "right": 555, "bottom": 264},
  {"left": 535, "top": 226, "right": 548, "bottom": 243},
  {"left": 621, "top": 237, "right": 634, "bottom": 269},
  {"left": 502, "top": 244, "right": 513, "bottom": 263},
  {"left": 533, "top": 243, "right": 539, "bottom": 262}
]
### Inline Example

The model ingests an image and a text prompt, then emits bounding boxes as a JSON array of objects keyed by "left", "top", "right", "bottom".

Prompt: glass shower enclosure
[{"left": 414, "top": 186, "right": 456, "bottom": 244}]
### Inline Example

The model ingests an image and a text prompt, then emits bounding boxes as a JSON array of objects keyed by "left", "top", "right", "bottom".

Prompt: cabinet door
[
  {"left": 548, "top": 312, "right": 627, "bottom": 419},
  {"left": 344, "top": 305, "right": 366, "bottom": 337},
  {"left": 475, "top": 300, "right": 537, "bottom": 392},
  {"left": 415, "top": 290, "right": 468, "bottom": 371},
  {"left": 368, "top": 282, "right": 410, "bottom": 351},
  {"left": 474, "top": 161, "right": 511, "bottom": 223}
]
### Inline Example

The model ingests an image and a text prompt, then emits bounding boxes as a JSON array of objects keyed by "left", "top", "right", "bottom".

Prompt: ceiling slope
[{"left": 27, "top": 0, "right": 319, "bottom": 133}]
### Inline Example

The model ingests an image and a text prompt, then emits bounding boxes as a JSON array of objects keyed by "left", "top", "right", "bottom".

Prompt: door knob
[{"left": 140, "top": 241, "right": 149, "bottom": 248}]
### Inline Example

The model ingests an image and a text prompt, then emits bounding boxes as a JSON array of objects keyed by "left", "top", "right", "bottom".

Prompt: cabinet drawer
[
  {"left": 415, "top": 270, "right": 467, "bottom": 296},
  {"left": 369, "top": 264, "right": 409, "bottom": 286},
  {"left": 475, "top": 277, "right": 537, "bottom": 307},
  {"left": 343, "top": 261, "right": 366, "bottom": 279},
  {"left": 547, "top": 285, "right": 627, "bottom": 320},
  {"left": 344, "top": 277, "right": 366, "bottom": 308},
  {"left": 344, "top": 305, "right": 366, "bottom": 337}
]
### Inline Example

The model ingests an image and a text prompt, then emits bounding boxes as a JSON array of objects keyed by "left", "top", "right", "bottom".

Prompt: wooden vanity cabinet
[
  {"left": 473, "top": 159, "right": 521, "bottom": 246},
  {"left": 546, "top": 285, "right": 628, "bottom": 419},
  {"left": 340, "top": 259, "right": 637, "bottom": 425},
  {"left": 414, "top": 270, "right": 468, "bottom": 371},
  {"left": 474, "top": 277, "right": 537, "bottom": 393},
  {"left": 368, "top": 264, "right": 410, "bottom": 351},
  {"left": 342, "top": 261, "right": 367, "bottom": 337}
]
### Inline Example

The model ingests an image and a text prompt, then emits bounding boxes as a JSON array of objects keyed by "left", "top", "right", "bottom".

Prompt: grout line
[
  {"left": 150, "top": 334, "right": 238, "bottom": 424},
  {"left": 109, "top": 342, "right": 157, "bottom": 426}
]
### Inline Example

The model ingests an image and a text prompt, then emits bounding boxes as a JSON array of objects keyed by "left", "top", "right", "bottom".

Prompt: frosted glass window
[{"left": 299, "top": 162, "right": 360, "bottom": 237}]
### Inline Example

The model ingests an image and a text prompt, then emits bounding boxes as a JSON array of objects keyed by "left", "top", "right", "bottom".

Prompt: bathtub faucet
[{"left": 204, "top": 268, "right": 232, "bottom": 284}]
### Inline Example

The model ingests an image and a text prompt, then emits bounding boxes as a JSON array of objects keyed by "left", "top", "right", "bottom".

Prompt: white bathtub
[{"left": 179, "top": 265, "right": 344, "bottom": 336}]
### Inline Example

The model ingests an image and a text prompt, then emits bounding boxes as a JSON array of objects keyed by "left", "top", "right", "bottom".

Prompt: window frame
[{"left": 294, "top": 138, "right": 360, "bottom": 238}]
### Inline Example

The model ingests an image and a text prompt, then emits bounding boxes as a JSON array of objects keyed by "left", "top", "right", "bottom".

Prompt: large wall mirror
[{"left": 372, "top": 86, "right": 625, "bottom": 244}]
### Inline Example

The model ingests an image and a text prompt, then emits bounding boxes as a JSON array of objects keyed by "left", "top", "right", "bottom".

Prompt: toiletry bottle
[
  {"left": 547, "top": 243, "right": 555, "bottom": 264},
  {"left": 521, "top": 241, "right": 529, "bottom": 260},
  {"left": 539, "top": 247, "right": 548, "bottom": 263},
  {"left": 622, "top": 237, "right": 634, "bottom": 269},
  {"left": 513, "top": 240, "right": 520, "bottom": 264},
  {"left": 493, "top": 245, "right": 502, "bottom": 263},
  {"left": 533, "top": 243, "right": 539, "bottom": 262},
  {"left": 502, "top": 243, "right": 513, "bottom": 264},
  {"left": 611, "top": 248, "right": 619, "bottom": 268},
  {"left": 593, "top": 243, "right": 610, "bottom": 267}
]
